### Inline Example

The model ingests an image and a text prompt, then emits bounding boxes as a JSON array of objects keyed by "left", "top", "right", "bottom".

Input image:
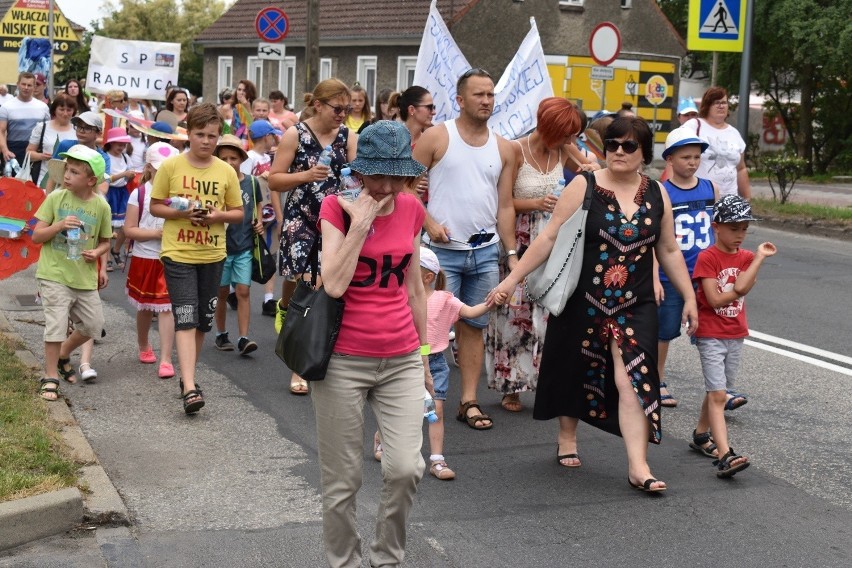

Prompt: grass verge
[
  {"left": 751, "top": 198, "right": 852, "bottom": 227},
  {"left": 0, "top": 333, "right": 78, "bottom": 502}
]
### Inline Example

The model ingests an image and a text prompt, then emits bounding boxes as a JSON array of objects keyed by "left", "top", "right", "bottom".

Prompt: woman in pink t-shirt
[{"left": 314, "top": 121, "right": 429, "bottom": 567}]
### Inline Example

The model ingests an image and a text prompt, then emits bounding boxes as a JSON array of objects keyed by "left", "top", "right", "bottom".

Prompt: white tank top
[{"left": 425, "top": 119, "right": 502, "bottom": 250}]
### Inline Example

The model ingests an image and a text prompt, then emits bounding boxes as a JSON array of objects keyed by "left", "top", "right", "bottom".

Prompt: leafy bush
[{"left": 764, "top": 154, "right": 807, "bottom": 204}]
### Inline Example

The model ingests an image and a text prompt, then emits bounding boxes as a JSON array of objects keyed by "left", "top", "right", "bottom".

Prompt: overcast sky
[{"left": 56, "top": 0, "right": 108, "bottom": 29}]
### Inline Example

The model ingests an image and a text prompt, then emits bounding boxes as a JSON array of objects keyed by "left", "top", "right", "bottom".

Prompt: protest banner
[
  {"left": 86, "top": 36, "right": 180, "bottom": 101},
  {"left": 489, "top": 18, "right": 553, "bottom": 139},
  {"left": 413, "top": 1, "right": 553, "bottom": 139},
  {"left": 412, "top": 0, "right": 470, "bottom": 123}
]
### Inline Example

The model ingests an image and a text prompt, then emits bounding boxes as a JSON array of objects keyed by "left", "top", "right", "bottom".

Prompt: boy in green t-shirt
[
  {"left": 32, "top": 145, "right": 112, "bottom": 401},
  {"left": 150, "top": 103, "right": 244, "bottom": 414}
]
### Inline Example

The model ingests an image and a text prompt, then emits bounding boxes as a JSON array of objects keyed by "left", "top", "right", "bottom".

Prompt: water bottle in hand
[
  {"left": 313, "top": 145, "right": 334, "bottom": 192},
  {"left": 339, "top": 167, "right": 362, "bottom": 201},
  {"left": 551, "top": 179, "right": 566, "bottom": 198},
  {"left": 66, "top": 227, "right": 82, "bottom": 261},
  {"left": 424, "top": 390, "right": 438, "bottom": 424},
  {"left": 164, "top": 197, "right": 192, "bottom": 211}
]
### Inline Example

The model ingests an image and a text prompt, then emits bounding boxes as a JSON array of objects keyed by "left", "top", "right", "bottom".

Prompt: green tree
[
  {"left": 657, "top": 0, "right": 852, "bottom": 174},
  {"left": 55, "top": 25, "right": 99, "bottom": 86},
  {"left": 98, "top": 0, "right": 229, "bottom": 96}
]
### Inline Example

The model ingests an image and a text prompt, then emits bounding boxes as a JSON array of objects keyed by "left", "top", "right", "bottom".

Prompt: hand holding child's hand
[
  {"left": 486, "top": 280, "right": 513, "bottom": 307},
  {"left": 757, "top": 242, "right": 777, "bottom": 257}
]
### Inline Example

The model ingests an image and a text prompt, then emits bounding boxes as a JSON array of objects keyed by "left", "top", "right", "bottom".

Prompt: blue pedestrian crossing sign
[{"left": 687, "top": 0, "right": 746, "bottom": 52}]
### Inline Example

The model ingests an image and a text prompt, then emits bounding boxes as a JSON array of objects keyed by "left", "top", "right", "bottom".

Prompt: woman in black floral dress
[
  {"left": 268, "top": 78, "right": 358, "bottom": 392},
  {"left": 489, "top": 117, "right": 698, "bottom": 492}
]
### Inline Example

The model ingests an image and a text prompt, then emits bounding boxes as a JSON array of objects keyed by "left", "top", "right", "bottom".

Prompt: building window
[
  {"left": 320, "top": 58, "right": 333, "bottom": 81},
  {"left": 278, "top": 57, "right": 296, "bottom": 105},
  {"left": 356, "top": 56, "right": 377, "bottom": 104},
  {"left": 247, "top": 56, "right": 263, "bottom": 95},
  {"left": 396, "top": 56, "right": 417, "bottom": 91},
  {"left": 217, "top": 56, "right": 233, "bottom": 92}
]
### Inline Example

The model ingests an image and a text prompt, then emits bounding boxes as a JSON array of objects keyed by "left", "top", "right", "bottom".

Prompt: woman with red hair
[{"left": 485, "top": 97, "right": 587, "bottom": 419}]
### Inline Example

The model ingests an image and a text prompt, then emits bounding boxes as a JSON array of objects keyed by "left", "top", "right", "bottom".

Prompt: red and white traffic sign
[
  {"left": 255, "top": 7, "right": 289, "bottom": 43},
  {"left": 589, "top": 22, "right": 622, "bottom": 67}
]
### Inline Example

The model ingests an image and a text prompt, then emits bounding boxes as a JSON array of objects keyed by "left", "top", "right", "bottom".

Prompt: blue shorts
[
  {"left": 657, "top": 280, "right": 685, "bottom": 341},
  {"left": 430, "top": 244, "right": 499, "bottom": 329},
  {"left": 220, "top": 249, "right": 253, "bottom": 287},
  {"left": 429, "top": 353, "right": 450, "bottom": 401}
]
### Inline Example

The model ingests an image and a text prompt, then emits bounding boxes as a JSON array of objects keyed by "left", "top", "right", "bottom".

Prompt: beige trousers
[{"left": 311, "top": 350, "right": 426, "bottom": 568}]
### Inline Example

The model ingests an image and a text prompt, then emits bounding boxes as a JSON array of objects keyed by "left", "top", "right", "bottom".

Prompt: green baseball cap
[{"left": 59, "top": 144, "right": 106, "bottom": 184}]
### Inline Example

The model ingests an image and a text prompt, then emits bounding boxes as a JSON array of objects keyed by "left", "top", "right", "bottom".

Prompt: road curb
[
  {"left": 757, "top": 215, "right": 852, "bottom": 242},
  {"left": 0, "top": 312, "right": 130, "bottom": 552}
]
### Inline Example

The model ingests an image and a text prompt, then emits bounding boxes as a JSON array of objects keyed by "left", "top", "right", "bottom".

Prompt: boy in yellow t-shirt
[
  {"left": 150, "top": 103, "right": 244, "bottom": 414},
  {"left": 32, "top": 145, "right": 112, "bottom": 401}
]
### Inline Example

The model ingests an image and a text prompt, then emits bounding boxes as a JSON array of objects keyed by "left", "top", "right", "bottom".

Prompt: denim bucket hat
[{"left": 350, "top": 120, "right": 426, "bottom": 177}]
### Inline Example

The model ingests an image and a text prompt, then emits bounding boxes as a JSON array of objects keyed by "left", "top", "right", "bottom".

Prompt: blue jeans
[
  {"left": 429, "top": 244, "right": 499, "bottom": 329},
  {"left": 657, "top": 280, "right": 685, "bottom": 341},
  {"left": 429, "top": 353, "right": 450, "bottom": 401}
]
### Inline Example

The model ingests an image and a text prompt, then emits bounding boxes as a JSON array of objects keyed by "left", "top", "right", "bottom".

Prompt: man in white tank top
[{"left": 413, "top": 69, "right": 517, "bottom": 430}]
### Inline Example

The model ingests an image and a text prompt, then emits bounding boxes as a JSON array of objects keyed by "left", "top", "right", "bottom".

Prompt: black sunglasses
[
  {"left": 414, "top": 104, "right": 436, "bottom": 111},
  {"left": 322, "top": 101, "right": 352, "bottom": 115},
  {"left": 460, "top": 67, "right": 492, "bottom": 80},
  {"left": 604, "top": 139, "right": 640, "bottom": 154}
]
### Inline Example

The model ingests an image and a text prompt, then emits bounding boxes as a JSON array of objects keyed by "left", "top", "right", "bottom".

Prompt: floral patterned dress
[
  {"left": 485, "top": 148, "right": 562, "bottom": 394},
  {"left": 533, "top": 174, "right": 665, "bottom": 444},
  {"left": 278, "top": 122, "right": 350, "bottom": 278}
]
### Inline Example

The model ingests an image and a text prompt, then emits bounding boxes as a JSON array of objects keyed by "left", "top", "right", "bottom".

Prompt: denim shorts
[
  {"left": 429, "top": 353, "right": 450, "bottom": 401},
  {"left": 657, "top": 280, "right": 685, "bottom": 341},
  {"left": 430, "top": 244, "right": 499, "bottom": 329},
  {"left": 220, "top": 249, "right": 253, "bottom": 287}
]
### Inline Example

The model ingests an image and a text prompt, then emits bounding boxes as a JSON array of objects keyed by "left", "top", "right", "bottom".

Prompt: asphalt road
[{"left": 1, "top": 225, "right": 850, "bottom": 567}]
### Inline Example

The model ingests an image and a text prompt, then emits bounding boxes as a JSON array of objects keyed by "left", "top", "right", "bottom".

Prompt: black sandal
[
  {"left": 58, "top": 357, "right": 76, "bottom": 384},
  {"left": 110, "top": 249, "right": 125, "bottom": 269},
  {"left": 689, "top": 430, "right": 718, "bottom": 458},
  {"left": 39, "top": 378, "right": 60, "bottom": 401},
  {"left": 180, "top": 380, "right": 204, "bottom": 414},
  {"left": 714, "top": 449, "right": 750, "bottom": 478}
]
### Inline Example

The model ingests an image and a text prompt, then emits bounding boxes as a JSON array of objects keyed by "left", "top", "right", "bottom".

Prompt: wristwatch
[{"left": 506, "top": 249, "right": 518, "bottom": 258}]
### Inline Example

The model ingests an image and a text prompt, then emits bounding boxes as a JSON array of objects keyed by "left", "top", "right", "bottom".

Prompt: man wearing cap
[
  {"left": 412, "top": 68, "right": 518, "bottom": 430},
  {"left": 0, "top": 72, "right": 50, "bottom": 165},
  {"left": 46, "top": 112, "right": 111, "bottom": 194}
]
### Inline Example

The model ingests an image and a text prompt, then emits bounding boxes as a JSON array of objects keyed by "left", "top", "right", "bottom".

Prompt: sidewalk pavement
[{"left": 0, "top": 309, "right": 128, "bottom": 551}]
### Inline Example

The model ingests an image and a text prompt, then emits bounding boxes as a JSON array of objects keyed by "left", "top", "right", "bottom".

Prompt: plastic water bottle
[
  {"left": 3, "top": 158, "right": 17, "bottom": 177},
  {"left": 551, "top": 179, "right": 566, "bottom": 197},
  {"left": 339, "top": 167, "right": 362, "bottom": 201},
  {"left": 66, "top": 227, "right": 82, "bottom": 260},
  {"left": 423, "top": 390, "right": 438, "bottom": 424},
  {"left": 313, "top": 145, "right": 334, "bottom": 191},
  {"left": 164, "top": 197, "right": 193, "bottom": 211}
]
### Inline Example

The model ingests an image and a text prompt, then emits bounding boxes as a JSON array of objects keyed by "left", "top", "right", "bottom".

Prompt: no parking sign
[{"left": 255, "top": 7, "right": 289, "bottom": 42}]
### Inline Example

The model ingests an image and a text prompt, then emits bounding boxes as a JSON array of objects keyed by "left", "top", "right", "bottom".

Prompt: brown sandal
[
  {"left": 456, "top": 400, "right": 493, "bottom": 430},
  {"left": 501, "top": 393, "right": 522, "bottom": 412}
]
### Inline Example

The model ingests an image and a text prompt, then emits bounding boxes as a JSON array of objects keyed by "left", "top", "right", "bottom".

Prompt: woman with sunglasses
[
  {"left": 268, "top": 78, "right": 358, "bottom": 394},
  {"left": 681, "top": 86, "right": 750, "bottom": 200},
  {"left": 488, "top": 117, "right": 698, "bottom": 493},
  {"left": 389, "top": 86, "right": 435, "bottom": 200}
]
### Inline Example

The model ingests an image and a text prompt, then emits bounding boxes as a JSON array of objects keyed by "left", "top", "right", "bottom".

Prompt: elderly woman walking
[{"left": 313, "top": 120, "right": 432, "bottom": 567}]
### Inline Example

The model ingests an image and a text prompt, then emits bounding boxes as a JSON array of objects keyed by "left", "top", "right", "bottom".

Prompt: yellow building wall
[{"left": 547, "top": 55, "right": 677, "bottom": 144}]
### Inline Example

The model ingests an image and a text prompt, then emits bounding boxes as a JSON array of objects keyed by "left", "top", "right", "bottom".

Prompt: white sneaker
[{"left": 79, "top": 363, "right": 97, "bottom": 382}]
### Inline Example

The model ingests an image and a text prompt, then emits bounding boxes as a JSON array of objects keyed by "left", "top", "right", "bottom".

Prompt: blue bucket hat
[{"left": 350, "top": 120, "right": 426, "bottom": 177}]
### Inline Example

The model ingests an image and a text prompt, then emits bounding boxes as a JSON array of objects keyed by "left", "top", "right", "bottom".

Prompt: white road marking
[
  {"left": 749, "top": 329, "right": 852, "bottom": 366},
  {"left": 745, "top": 335, "right": 852, "bottom": 377}
]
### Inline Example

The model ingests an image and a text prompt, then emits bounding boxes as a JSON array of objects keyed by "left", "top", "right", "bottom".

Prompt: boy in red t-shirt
[{"left": 691, "top": 195, "right": 777, "bottom": 477}]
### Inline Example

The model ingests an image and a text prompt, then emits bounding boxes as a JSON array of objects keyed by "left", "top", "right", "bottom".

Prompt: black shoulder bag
[
  {"left": 249, "top": 176, "right": 277, "bottom": 284},
  {"left": 274, "top": 217, "right": 348, "bottom": 381}
]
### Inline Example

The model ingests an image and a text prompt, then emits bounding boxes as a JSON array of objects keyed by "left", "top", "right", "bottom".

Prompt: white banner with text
[{"left": 86, "top": 36, "right": 181, "bottom": 101}]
